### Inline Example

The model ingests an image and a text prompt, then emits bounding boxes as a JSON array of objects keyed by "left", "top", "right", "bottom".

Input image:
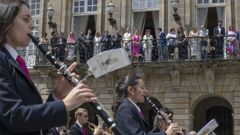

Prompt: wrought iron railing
[{"left": 18, "top": 36, "right": 240, "bottom": 68}]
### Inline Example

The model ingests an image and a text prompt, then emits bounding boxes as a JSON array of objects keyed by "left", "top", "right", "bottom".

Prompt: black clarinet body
[
  {"left": 29, "top": 34, "right": 122, "bottom": 135},
  {"left": 144, "top": 96, "right": 172, "bottom": 124}
]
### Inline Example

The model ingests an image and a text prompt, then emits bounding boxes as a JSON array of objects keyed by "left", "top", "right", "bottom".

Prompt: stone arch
[{"left": 192, "top": 95, "right": 233, "bottom": 135}]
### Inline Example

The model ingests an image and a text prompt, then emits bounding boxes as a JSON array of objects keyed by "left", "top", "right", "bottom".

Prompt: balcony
[{"left": 17, "top": 36, "right": 240, "bottom": 70}]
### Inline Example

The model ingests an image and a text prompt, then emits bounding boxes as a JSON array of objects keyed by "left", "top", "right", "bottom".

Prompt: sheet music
[
  {"left": 87, "top": 48, "right": 131, "bottom": 78},
  {"left": 197, "top": 119, "right": 219, "bottom": 135}
]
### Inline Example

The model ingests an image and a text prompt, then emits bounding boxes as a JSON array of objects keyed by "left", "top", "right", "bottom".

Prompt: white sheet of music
[
  {"left": 87, "top": 48, "right": 131, "bottom": 78},
  {"left": 197, "top": 119, "right": 219, "bottom": 135}
]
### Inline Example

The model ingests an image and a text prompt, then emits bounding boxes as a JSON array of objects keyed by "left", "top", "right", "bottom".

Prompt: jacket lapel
[
  {"left": 125, "top": 99, "right": 150, "bottom": 128},
  {"left": 1, "top": 48, "right": 42, "bottom": 99}
]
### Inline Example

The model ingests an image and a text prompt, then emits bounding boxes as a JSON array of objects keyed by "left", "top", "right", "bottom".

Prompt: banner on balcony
[{"left": 87, "top": 48, "right": 131, "bottom": 78}]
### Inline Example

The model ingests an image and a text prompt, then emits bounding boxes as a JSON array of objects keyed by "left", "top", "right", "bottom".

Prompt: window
[
  {"left": 28, "top": 0, "right": 40, "bottom": 37},
  {"left": 197, "top": 0, "right": 224, "bottom": 4},
  {"left": 32, "top": 19, "right": 39, "bottom": 37},
  {"left": 73, "top": 0, "right": 97, "bottom": 14},
  {"left": 132, "top": 0, "right": 160, "bottom": 11},
  {"left": 28, "top": 0, "right": 40, "bottom": 16}
]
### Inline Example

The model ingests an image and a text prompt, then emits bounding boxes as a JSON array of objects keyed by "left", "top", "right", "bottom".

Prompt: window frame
[
  {"left": 132, "top": 0, "right": 160, "bottom": 12},
  {"left": 196, "top": 0, "right": 225, "bottom": 5},
  {"left": 73, "top": 0, "right": 97, "bottom": 15},
  {"left": 28, "top": 0, "right": 40, "bottom": 16}
]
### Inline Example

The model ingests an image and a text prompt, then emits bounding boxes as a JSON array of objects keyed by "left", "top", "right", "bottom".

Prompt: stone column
[
  {"left": 159, "top": 0, "right": 166, "bottom": 32},
  {"left": 96, "top": 1, "right": 102, "bottom": 32},
  {"left": 225, "top": 0, "right": 232, "bottom": 29},
  {"left": 235, "top": 0, "right": 240, "bottom": 30},
  {"left": 39, "top": 0, "right": 47, "bottom": 35}
]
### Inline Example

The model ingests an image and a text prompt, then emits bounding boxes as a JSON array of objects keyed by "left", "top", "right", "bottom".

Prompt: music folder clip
[{"left": 197, "top": 119, "right": 219, "bottom": 135}]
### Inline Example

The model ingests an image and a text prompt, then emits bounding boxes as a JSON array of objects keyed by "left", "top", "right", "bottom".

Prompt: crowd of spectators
[{"left": 39, "top": 21, "right": 240, "bottom": 64}]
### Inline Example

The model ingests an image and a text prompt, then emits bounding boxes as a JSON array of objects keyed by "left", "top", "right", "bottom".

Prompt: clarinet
[
  {"left": 29, "top": 34, "right": 122, "bottom": 135},
  {"left": 145, "top": 96, "right": 183, "bottom": 135},
  {"left": 144, "top": 96, "right": 172, "bottom": 124}
]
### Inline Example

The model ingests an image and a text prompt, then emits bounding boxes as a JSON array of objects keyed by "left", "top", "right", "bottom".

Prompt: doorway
[
  {"left": 205, "top": 7, "right": 218, "bottom": 36},
  {"left": 142, "top": 12, "right": 158, "bottom": 60},
  {"left": 86, "top": 15, "right": 96, "bottom": 36},
  {"left": 143, "top": 12, "right": 156, "bottom": 39},
  {"left": 193, "top": 97, "right": 233, "bottom": 135}
]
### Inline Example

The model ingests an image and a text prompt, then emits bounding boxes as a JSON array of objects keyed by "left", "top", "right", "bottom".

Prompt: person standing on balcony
[
  {"left": 123, "top": 28, "right": 132, "bottom": 56},
  {"left": 0, "top": 0, "right": 96, "bottom": 134},
  {"left": 158, "top": 28, "right": 167, "bottom": 62},
  {"left": 66, "top": 32, "right": 76, "bottom": 61},
  {"left": 101, "top": 30, "right": 111, "bottom": 51},
  {"left": 132, "top": 30, "right": 141, "bottom": 63},
  {"left": 226, "top": 25, "right": 238, "bottom": 58},
  {"left": 51, "top": 31, "right": 59, "bottom": 59},
  {"left": 93, "top": 31, "right": 102, "bottom": 56},
  {"left": 166, "top": 28, "right": 177, "bottom": 60},
  {"left": 213, "top": 20, "right": 225, "bottom": 59},
  {"left": 84, "top": 29, "right": 94, "bottom": 60},
  {"left": 189, "top": 27, "right": 200, "bottom": 60},
  {"left": 77, "top": 31, "right": 86, "bottom": 62},
  {"left": 199, "top": 25, "right": 209, "bottom": 60},
  {"left": 177, "top": 27, "right": 188, "bottom": 61},
  {"left": 40, "top": 32, "right": 50, "bottom": 64},
  {"left": 111, "top": 30, "right": 122, "bottom": 49},
  {"left": 142, "top": 29, "right": 153, "bottom": 63},
  {"left": 56, "top": 32, "right": 67, "bottom": 61}
]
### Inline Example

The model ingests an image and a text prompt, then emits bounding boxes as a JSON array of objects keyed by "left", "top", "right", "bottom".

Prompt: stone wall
[{"left": 30, "top": 60, "right": 240, "bottom": 134}]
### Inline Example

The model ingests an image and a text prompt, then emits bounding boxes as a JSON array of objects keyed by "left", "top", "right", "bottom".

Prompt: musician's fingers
[{"left": 67, "top": 62, "right": 78, "bottom": 72}]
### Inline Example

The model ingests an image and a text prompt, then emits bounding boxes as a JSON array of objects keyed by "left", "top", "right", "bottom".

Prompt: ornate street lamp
[
  {"left": 47, "top": 5, "right": 57, "bottom": 29},
  {"left": 171, "top": 0, "right": 181, "bottom": 24},
  {"left": 106, "top": 1, "right": 117, "bottom": 28}
]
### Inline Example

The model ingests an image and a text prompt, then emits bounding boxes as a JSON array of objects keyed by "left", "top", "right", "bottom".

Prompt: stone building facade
[
  {"left": 27, "top": 0, "right": 240, "bottom": 134},
  {"left": 34, "top": 0, "right": 240, "bottom": 37}
]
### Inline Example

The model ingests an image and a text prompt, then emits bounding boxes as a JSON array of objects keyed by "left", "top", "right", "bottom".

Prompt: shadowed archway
[{"left": 193, "top": 97, "right": 233, "bottom": 135}]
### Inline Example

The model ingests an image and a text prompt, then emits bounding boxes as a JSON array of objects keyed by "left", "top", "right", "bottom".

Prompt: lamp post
[
  {"left": 171, "top": 0, "right": 182, "bottom": 27},
  {"left": 107, "top": 1, "right": 117, "bottom": 29},
  {"left": 47, "top": 5, "right": 57, "bottom": 29}
]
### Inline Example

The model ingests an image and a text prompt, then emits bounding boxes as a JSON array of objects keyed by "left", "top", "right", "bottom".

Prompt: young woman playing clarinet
[
  {"left": 0, "top": 1, "right": 96, "bottom": 134},
  {"left": 113, "top": 74, "right": 182, "bottom": 135}
]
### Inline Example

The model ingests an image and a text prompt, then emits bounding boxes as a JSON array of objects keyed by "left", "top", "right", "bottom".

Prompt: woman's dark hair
[
  {"left": 0, "top": 0, "right": 29, "bottom": 46},
  {"left": 112, "top": 74, "right": 141, "bottom": 115}
]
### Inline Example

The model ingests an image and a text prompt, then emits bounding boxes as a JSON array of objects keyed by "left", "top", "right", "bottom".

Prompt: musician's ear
[{"left": 127, "top": 86, "right": 135, "bottom": 96}]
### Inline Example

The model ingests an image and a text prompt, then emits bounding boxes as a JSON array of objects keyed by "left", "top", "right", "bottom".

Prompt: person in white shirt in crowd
[
  {"left": 142, "top": 29, "right": 154, "bottom": 63},
  {"left": 123, "top": 27, "right": 132, "bottom": 56},
  {"left": 166, "top": 28, "right": 177, "bottom": 60},
  {"left": 93, "top": 31, "right": 102, "bottom": 56}
]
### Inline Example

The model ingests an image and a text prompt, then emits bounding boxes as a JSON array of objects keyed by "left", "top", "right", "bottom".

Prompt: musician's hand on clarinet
[
  {"left": 63, "top": 83, "right": 97, "bottom": 111},
  {"left": 93, "top": 125, "right": 103, "bottom": 135},
  {"left": 53, "top": 62, "right": 79, "bottom": 99},
  {"left": 165, "top": 123, "right": 182, "bottom": 135}
]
